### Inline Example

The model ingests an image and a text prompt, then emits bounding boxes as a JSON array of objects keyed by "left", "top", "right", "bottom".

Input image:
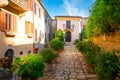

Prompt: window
[
  {"left": 34, "top": 3, "right": 36, "bottom": 14},
  {"left": 66, "top": 20, "right": 71, "bottom": 29},
  {"left": 20, "top": 51, "right": 23, "bottom": 55},
  {"left": 44, "top": 14, "right": 47, "bottom": 23},
  {"left": 25, "top": 21, "right": 34, "bottom": 38},
  {"left": 0, "top": 10, "right": 17, "bottom": 36},
  {"left": 28, "top": 50, "right": 31, "bottom": 54},
  {"left": 39, "top": 8, "right": 41, "bottom": 17}
]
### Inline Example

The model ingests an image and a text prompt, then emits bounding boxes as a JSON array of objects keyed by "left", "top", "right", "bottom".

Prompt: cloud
[{"left": 63, "top": 0, "right": 89, "bottom": 17}]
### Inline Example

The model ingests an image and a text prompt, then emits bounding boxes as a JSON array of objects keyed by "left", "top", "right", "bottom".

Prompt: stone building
[{"left": 55, "top": 16, "right": 82, "bottom": 43}]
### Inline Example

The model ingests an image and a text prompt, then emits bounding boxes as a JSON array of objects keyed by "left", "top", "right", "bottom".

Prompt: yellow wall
[
  {"left": 0, "top": 9, "right": 34, "bottom": 57},
  {"left": 55, "top": 16, "right": 81, "bottom": 20}
]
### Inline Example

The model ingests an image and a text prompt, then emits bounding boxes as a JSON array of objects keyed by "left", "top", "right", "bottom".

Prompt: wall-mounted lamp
[
  {"left": 0, "top": 0, "right": 9, "bottom": 7},
  {"left": 62, "top": 24, "right": 65, "bottom": 29},
  {"left": 72, "top": 24, "right": 75, "bottom": 29}
]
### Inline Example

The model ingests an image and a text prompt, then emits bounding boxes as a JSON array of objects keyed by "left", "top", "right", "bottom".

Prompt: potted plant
[
  {"left": 12, "top": 54, "right": 45, "bottom": 80},
  {"left": 40, "top": 48, "right": 58, "bottom": 72}
]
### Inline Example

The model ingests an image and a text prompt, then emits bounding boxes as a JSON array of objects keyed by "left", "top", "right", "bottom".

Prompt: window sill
[
  {"left": 27, "top": 34, "right": 33, "bottom": 38},
  {"left": 5, "top": 31, "right": 16, "bottom": 37}
]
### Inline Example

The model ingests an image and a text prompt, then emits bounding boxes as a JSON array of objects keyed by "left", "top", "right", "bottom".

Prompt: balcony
[
  {"left": 63, "top": 24, "right": 75, "bottom": 32},
  {"left": 2, "top": 0, "right": 28, "bottom": 15}
]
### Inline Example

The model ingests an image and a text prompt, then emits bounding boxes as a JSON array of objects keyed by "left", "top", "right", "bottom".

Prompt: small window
[
  {"left": 39, "top": 8, "right": 41, "bottom": 18},
  {"left": 20, "top": 51, "right": 23, "bottom": 55},
  {"left": 34, "top": 3, "right": 36, "bottom": 14},
  {"left": 28, "top": 50, "right": 31, "bottom": 54},
  {"left": 44, "top": 14, "right": 47, "bottom": 23}
]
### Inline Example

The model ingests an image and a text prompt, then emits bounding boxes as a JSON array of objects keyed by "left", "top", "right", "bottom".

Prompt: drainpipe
[{"left": 0, "top": 0, "right": 9, "bottom": 7}]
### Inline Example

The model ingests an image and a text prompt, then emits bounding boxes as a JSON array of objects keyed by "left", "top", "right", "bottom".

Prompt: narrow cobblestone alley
[{"left": 39, "top": 43, "right": 96, "bottom": 80}]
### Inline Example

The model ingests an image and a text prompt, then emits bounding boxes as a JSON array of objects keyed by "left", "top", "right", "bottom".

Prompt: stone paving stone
[
  {"left": 77, "top": 75, "right": 86, "bottom": 79},
  {"left": 53, "top": 77, "right": 64, "bottom": 80},
  {"left": 69, "top": 74, "right": 77, "bottom": 79},
  {"left": 77, "top": 72, "right": 85, "bottom": 75},
  {"left": 69, "top": 79, "right": 77, "bottom": 80},
  {"left": 63, "top": 74, "right": 69, "bottom": 80},
  {"left": 63, "top": 71, "right": 70, "bottom": 75}
]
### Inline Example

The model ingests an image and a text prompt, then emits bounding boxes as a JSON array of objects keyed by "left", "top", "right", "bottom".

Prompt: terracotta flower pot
[
  {"left": 85, "top": 64, "right": 95, "bottom": 74},
  {"left": 115, "top": 53, "right": 120, "bottom": 58},
  {"left": 44, "top": 63, "right": 52, "bottom": 72},
  {"left": 32, "top": 78, "right": 38, "bottom": 80},
  {"left": 52, "top": 58, "right": 57, "bottom": 64},
  {"left": 34, "top": 48, "right": 38, "bottom": 53}
]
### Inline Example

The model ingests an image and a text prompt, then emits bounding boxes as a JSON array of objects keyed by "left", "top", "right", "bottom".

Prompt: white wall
[{"left": 56, "top": 19, "right": 80, "bottom": 43}]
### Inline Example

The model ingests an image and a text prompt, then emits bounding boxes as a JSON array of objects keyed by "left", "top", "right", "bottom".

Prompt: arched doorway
[
  {"left": 65, "top": 31, "right": 71, "bottom": 42},
  {"left": 4, "top": 49, "right": 14, "bottom": 69}
]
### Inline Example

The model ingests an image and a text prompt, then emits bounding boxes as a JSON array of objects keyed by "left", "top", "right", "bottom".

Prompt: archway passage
[
  {"left": 4, "top": 49, "right": 14, "bottom": 69},
  {"left": 65, "top": 31, "right": 71, "bottom": 42}
]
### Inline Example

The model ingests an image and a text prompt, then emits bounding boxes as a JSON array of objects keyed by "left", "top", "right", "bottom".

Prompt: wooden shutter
[
  {"left": 28, "top": 0, "right": 33, "bottom": 11},
  {"left": 0, "top": 11, "right": 6, "bottom": 31},
  {"left": 31, "top": 23, "right": 34, "bottom": 34},
  {"left": 13, "top": 15, "right": 17, "bottom": 32},
  {"left": 25, "top": 21, "right": 30, "bottom": 34}
]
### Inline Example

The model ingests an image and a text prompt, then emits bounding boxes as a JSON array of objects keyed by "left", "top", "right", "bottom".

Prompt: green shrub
[
  {"left": 12, "top": 57, "right": 21, "bottom": 73},
  {"left": 50, "top": 39, "right": 64, "bottom": 51},
  {"left": 74, "top": 39, "right": 80, "bottom": 44},
  {"left": 12, "top": 54, "right": 45, "bottom": 79},
  {"left": 76, "top": 40, "right": 93, "bottom": 53},
  {"left": 95, "top": 51, "right": 120, "bottom": 80},
  {"left": 76, "top": 41, "right": 85, "bottom": 53},
  {"left": 76, "top": 40, "right": 100, "bottom": 54},
  {"left": 55, "top": 29, "right": 64, "bottom": 42},
  {"left": 40, "top": 48, "right": 59, "bottom": 63},
  {"left": 85, "top": 51, "right": 97, "bottom": 65}
]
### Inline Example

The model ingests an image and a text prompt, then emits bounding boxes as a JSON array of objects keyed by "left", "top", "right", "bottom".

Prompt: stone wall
[{"left": 92, "top": 30, "right": 120, "bottom": 51}]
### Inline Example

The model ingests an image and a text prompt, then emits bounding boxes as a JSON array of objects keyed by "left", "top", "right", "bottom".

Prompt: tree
[{"left": 85, "top": 0, "right": 120, "bottom": 38}]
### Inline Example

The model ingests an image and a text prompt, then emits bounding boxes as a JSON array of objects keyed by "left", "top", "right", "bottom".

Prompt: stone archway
[
  {"left": 4, "top": 49, "right": 14, "bottom": 69},
  {"left": 65, "top": 31, "right": 71, "bottom": 42}
]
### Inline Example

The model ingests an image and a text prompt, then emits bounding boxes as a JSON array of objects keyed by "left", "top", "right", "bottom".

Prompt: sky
[{"left": 42, "top": 0, "right": 96, "bottom": 19}]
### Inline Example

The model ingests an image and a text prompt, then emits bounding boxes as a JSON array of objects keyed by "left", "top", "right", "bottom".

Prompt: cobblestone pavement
[{"left": 39, "top": 44, "right": 96, "bottom": 80}]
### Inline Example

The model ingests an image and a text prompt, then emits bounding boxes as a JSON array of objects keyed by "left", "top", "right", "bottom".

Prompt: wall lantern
[
  {"left": 72, "top": 24, "right": 75, "bottom": 29},
  {"left": 0, "top": 0, "right": 9, "bottom": 7},
  {"left": 62, "top": 24, "right": 65, "bottom": 29}
]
